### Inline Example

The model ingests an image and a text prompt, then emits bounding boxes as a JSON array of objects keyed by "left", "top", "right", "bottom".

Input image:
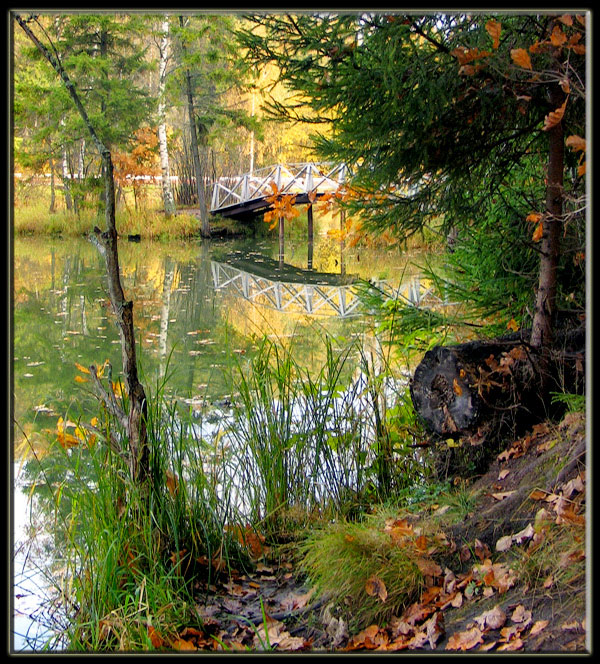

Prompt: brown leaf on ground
[
  {"left": 415, "top": 557, "right": 443, "bottom": 577},
  {"left": 445, "top": 626, "right": 484, "bottom": 651},
  {"left": 172, "top": 637, "right": 197, "bottom": 651},
  {"left": 492, "top": 490, "right": 516, "bottom": 501},
  {"left": 365, "top": 575, "right": 388, "bottom": 602},
  {"left": 474, "top": 605, "right": 507, "bottom": 631},
  {"left": 497, "top": 637, "right": 524, "bottom": 651},
  {"left": 529, "top": 620, "right": 549, "bottom": 637}
]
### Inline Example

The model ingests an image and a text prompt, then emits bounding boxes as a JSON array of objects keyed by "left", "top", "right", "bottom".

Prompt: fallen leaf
[
  {"left": 543, "top": 574, "right": 555, "bottom": 589},
  {"left": 474, "top": 539, "right": 491, "bottom": 561},
  {"left": 511, "top": 604, "right": 532, "bottom": 626},
  {"left": 492, "top": 491, "right": 516, "bottom": 501},
  {"left": 529, "top": 620, "right": 549, "bottom": 637},
  {"left": 479, "top": 640, "right": 497, "bottom": 651},
  {"left": 415, "top": 557, "right": 443, "bottom": 577},
  {"left": 172, "top": 637, "right": 197, "bottom": 651},
  {"left": 445, "top": 627, "right": 484, "bottom": 651},
  {"left": 474, "top": 605, "right": 507, "bottom": 631},
  {"left": 147, "top": 625, "right": 163, "bottom": 648},
  {"left": 497, "top": 637, "right": 524, "bottom": 651},
  {"left": 497, "top": 469, "right": 510, "bottom": 481},
  {"left": 496, "top": 535, "right": 513, "bottom": 552},
  {"left": 450, "top": 592, "right": 463, "bottom": 608},
  {"left": 512, "top": 523, "right": 535, "bottom": 544},
  {"left": 530, "top": 488, "right": 549, "bottom": 501},
  {"left": 365, "top": 575, "right": 388, "bottom": 602}
]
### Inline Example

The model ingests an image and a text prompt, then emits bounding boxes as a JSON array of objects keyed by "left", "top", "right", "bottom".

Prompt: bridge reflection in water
[{"left": 211, "top": 252, "right": 445, "bottom": 318}]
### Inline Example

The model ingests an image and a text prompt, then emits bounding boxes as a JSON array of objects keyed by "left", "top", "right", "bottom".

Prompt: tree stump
[{"left": 410, "top": 326, "right": 585, "bottom": 478}]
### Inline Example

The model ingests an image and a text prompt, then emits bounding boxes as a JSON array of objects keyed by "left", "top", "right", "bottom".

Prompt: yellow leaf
[
  {"left": 577, "top": 162, "right": 586, "bottom": 177},
  {"left": 558, "top": 14, "right": 573, "bottom": 26},
  {"left": 74, "top": 374, "right": 88, "bottom": 383},
  {"left": 57, "top": 431, "right": 81, "bottom": 449},
  {"left": 452, "top": 378, "right": 463, "bottom": 396},
  {"left": 507, "top": 318, "right": 519, "bottom": 332},
  {"left": 526, "top": 212, "right": 542, "bottom": 224},
  {"left": 486, "top": 20, "right": 501, "bottom": 49},
  {"left": 532, "top": 221, "right": 544, "bottom": 243},
  {"left": 75, "top": 362, "right": 90, "bottom": 374},
  {"left": 511, "top": 48, "right": 532, "bottom": 70},
  {"left": 166, "top": 470, "right": 179, "bottom": 498}
]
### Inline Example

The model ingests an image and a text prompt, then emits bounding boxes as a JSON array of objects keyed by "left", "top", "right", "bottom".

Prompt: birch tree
[{"left": 156, "top": 16, "right": 176, "bottom": 216}]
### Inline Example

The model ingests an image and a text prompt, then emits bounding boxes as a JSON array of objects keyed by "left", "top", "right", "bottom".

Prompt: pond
[{"left": 12, "top": 227, "right": 433, "bottom": 651}]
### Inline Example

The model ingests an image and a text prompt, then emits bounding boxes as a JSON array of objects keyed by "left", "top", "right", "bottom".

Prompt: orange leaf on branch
[
  {"left": 542, "top": 98, "right": 568, "bottom": 131},
  {"left": 510, "top": 48, "right": 532, "bottom": 70},
  {"left": 485, "top": 20, "right": 501, "bottom": 49}
]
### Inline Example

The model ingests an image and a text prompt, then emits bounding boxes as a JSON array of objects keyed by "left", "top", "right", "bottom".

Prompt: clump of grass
[
  {"left": 516, "top": 514, "right": 586, "bottom": 599},
  {"left": 300, "top": 516, "right": 424, "bottom": 631}
]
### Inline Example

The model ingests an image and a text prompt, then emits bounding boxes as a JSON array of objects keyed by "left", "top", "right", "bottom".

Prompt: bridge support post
[
  {"left": 307, "top": 204, "right": 314, "bottom": 270},
  {"left": 279, "top": 215, "right": 285, "bottom": 266},
  {"left": 340, "top": 209, "right": 346, "bottom": 276}
]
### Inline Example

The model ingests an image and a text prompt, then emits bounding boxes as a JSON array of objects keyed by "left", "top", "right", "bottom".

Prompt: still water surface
[{"left": 12, "top": 230, "right": 430, "bottom": 650}]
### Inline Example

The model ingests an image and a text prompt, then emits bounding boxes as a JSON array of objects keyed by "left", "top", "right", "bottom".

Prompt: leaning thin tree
[{"left": 16, "top": 14, "right": 150, "bottom": 485}]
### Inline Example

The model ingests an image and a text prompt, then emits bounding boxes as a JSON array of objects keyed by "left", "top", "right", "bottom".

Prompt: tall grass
[
  {"left": 220, "top": 332, "right": 431, "bottom": 533},
  {"left": 21, "top": 356, "right": 252, "bottom": 651},
  {"left": 18, "top": 326, "right": 432, "bottom": 650}
]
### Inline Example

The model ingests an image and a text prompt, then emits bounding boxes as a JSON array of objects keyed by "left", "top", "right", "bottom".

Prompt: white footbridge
[{"left": 210, "top": 162, "right": 350, "bottom": 219}]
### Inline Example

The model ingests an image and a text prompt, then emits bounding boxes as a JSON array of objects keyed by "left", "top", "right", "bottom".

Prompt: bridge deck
[{"left": 210, "top": 162, "right": 349, "bottom": 219}]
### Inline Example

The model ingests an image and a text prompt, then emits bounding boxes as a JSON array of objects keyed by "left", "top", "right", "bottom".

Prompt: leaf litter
[{"left": 154, "top": 414, "right": 586, "bottom": 652}]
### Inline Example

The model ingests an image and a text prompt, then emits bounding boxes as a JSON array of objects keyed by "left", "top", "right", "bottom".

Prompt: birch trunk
[{"left": 157, "top": 17, "right": 176, "bottom": 216}]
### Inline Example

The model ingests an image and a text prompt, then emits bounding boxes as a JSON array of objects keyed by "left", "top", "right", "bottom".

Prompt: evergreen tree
[{"left": 236, "top": 12, "right": 586, "bottom": 359}]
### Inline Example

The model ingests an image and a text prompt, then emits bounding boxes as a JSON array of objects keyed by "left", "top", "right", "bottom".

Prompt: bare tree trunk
[
  {"left": 17, "top": 14, "right": 150, "bottom": 485},
  {"left": 157, "top": 17, "right": 176, "bottom": 216},
  {"left": 530, "top": 81, "right": 565, "bottom": 387},
  {"left": 179, "top": 15, "right": 210, "bottom": 238}
]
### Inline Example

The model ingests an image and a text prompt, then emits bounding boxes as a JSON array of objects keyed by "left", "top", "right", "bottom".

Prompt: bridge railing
[{"left": 210, "top": 162, "right": 351, "bottom": 213}]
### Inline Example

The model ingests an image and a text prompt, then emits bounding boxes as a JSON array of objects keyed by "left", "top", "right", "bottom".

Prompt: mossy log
[{"left": 410, "top": 327, "right": 585, "bottom": 448}]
